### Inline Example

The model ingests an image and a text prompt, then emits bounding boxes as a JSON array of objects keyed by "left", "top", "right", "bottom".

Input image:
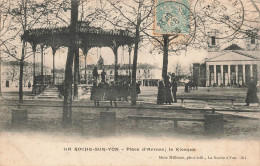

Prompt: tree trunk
[
  {"left": 19, "top": 41, "right": 26, "bottom": 104},
  {"left": 131, "top": 26, "right": 140, "bottom": 106},
  {"left": 74, "top": 48, "right": 79, "bottom": 99},
  {"left": 63, "top": 0, "right": 78, "bottom": 126},
  {"left": 162, "top": 34, "right": 169, "bottom": 80},
  {"left": 63, "top": 47, "right": 75, "bottom": 126},
  {"left": 128, "top": 45, "right": 132, "bottom": 81}
]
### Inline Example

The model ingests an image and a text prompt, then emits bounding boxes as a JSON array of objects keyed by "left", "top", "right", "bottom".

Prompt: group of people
[
  {"left": 90, "top": 78, "right": 141, "bottom": 107},
  {"left": 157, "top": 76, "right": 178, "bottom": 105},
  {"left": 185, "top": 79, "right": 198, "bottom": 93}
]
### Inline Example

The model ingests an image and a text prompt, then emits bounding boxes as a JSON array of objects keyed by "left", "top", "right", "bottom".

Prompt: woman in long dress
[
  {"left": 157, "top": 80, "right": 165, "bottom": 105},
  {"left": 164, "top": 76, "right": 173, "bottom": 105},
  {"left": 245, "top": 79, "right": 259, "bottom": 106}
]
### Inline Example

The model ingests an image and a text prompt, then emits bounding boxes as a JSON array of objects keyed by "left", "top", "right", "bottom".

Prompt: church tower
[
  {"left": 207, "top": 30, "right": 220, "bottom": 52},
  {"left": 245, "top": 30, "right": 258, "bottom": 51}
]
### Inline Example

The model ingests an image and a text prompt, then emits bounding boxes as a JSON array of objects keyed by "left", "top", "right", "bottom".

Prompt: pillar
[
  {"left": 12, "top": 109, "right": 28, "bottom": 125},
  {"left": 52, "top": 47, "right": 56, "bottom": 85},
  {"left": 243, "top": 64, "right": 246, "bottom": 85},
  {"left": 220, "top": 65, "right": 223, "bottom": 84},
  {"left": 100, "top": 111, "right": 116, "bottom": 135},
  {"left": 84, "top": 55, "right": 87, "bottom": 84},
  {"left": 40, "top": 44, "right": 44, "bottom": 90},
  {"left": 83, "top": 47, "right": 89, "bottom": 84},
  {"left": 31, "top": 44, "right": 36, "bottom": 94},
  {"left": 206, "top": 64, "right": 210, "bottom": 86},
  {"left": 111, "top": 42, "right": 119, "bottom": 82},
  {"left": 214, "top": 65, "right": 216, "bottom": 84},
  {"left": 228, "top": 65, "right": 231, "bottom": 85},
  {"left": 235, "top": 65, "right": 238, "bottom": 85},
  {"left": 204, "top": 114, "right": 224, "bottom": 136},
  {"left": 74, "top": 48, "right": 80, "bottom": 99},
  {"left": 250, "top": 64, "right": 253, "bottom": 78}
]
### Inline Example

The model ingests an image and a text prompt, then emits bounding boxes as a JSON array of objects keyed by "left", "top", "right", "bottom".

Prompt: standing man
[
  {"left": 101, "top": 68, "right": 106, "bottom": 83},
  {"left": 172, "top": 77, "right": 177, "bottom": 103},
  {"left": 93, "top": 66, "right": 99, "bottom": 82}
]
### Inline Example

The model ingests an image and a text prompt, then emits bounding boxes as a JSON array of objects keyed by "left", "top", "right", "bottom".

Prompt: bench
[
  {"left": 128, "top": 114, "right": 224, "bottom": 135},
  {"left": 176, "top": 97, "right": 236, "bottom": 109},
  {"left": 128, "top": 115, "right": 205, "bottom": 129}
]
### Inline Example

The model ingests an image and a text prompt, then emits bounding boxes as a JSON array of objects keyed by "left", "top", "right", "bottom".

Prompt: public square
[
  {"left": 0, "top": 86, "right": 259, "bottom": 140},
  {"left": 1, "top": 0, "right": 260, "bottom": 165}
]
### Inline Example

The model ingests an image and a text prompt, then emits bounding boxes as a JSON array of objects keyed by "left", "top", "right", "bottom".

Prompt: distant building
[
  {"left": 51, "top": 68, "right": 65, "bottom": 85},
  {"left": 193, "top": 32, "right": 260, "bottom": 87},
  {"left": 1, "top": 60, "right": 51, "bottom": 88},
  {"left": 80, "top": 63, "right": 161, "bottom": 86}
]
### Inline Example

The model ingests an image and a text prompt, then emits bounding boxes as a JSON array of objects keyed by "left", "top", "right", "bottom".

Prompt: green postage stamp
[{"left": 154, "top": 0, "right": 191, "bottom": 34}]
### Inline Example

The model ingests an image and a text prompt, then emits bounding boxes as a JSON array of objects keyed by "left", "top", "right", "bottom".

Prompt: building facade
[
  {"left": 80, "top": 63, "right": 161, "bottom": 86},
  {"left": 193, "top": 45, "right": 260, "bottom": 87},
  {"left": 1, "top": 60, "right": 51, "bottom": 88}
]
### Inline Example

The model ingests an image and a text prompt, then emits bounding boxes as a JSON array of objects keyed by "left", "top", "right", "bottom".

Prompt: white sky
[{"left": 2, "top": 0, "right": 259, "bottom": 74}]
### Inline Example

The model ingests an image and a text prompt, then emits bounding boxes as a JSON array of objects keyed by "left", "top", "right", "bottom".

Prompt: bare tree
[
  {"left": 1, "top": 0, "right": 53, "bottom": 103},
  {"left": 99, "top": 0, "right": 154, "bottom": 105}
]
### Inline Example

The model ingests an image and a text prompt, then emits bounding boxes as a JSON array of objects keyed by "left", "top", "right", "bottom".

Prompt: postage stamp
[{"left": 154, "top": 0, "right": 191, "bottom": 34}]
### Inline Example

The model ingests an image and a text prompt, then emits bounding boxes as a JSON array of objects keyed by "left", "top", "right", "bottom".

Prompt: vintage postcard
[{"left": 0, "top": 0, "right": 259, "bottom": 165}]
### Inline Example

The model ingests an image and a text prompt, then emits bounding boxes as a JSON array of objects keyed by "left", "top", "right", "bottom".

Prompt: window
[
  {"left": 211, "top": 36, "right": 216, "bottom": 45},
  {"left": 138, "top": 70, "right": 140, "bottom": 73}
]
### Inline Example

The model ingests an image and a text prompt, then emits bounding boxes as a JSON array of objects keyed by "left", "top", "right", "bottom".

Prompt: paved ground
[
  {"left": 0, "top": 86, "right": 259, "bottom": 139},
  {"left": 2, "top": 86, "right": 259, "bottom": 116}
]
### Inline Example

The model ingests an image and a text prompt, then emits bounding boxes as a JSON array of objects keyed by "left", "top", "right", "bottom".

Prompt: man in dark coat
[
  {"left": 171, "top": 78, "right": 178, "bottom": 103},
  {"left": 107, "top": 81, "right": 118, "bottom": 107},
  {"left": 28, "top": 81, "right": 31, "bottom": 89},
  {"left": 245, "top": 79, "right": 259, "bottom": 106},
  {"left": 101, "top": 69, "right": 106, "bottom": 82},
  {"left": 93, "top": 66, "right": 98, "bottom": 82},
  {"left": 90, "top": 82, "right": 100, "bottom": 107},
  {"left": 136, "top": 82, "right": 141, "bottom": 100}
]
